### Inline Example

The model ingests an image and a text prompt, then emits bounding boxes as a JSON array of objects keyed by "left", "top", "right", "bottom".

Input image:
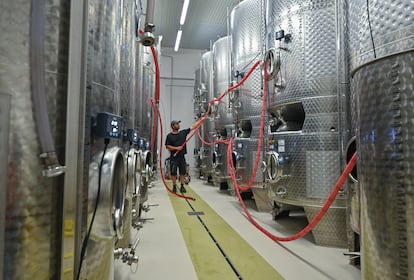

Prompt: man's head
[{"left": 171, "top": 120, "right": 181, "bottom": 131}]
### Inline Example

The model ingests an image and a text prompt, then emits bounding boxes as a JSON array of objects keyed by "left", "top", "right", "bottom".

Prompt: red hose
[
  {"left": 238, "top": 152, "right": 357, "bottom": 242},
  {"left": 149, "top": 46, "right": 160, "bottom": 153},
  {"left": 139, "top": 28, "right": 159, "bottom": 153},
  {"left": 223, "top": 59, "right": 358, "bottom": 241},
  {"left": 140, "top": 27, "right": 194, "bottom": 200},
  {"left": 150, "top": 46, "right": 160, "bottom": 104},
  {"left": 141, "top": 26, "right": 356, "bottom": 241},
  {"left": 196, "top": 128, "right": 213, "bottom": 146},
  {"left": 173, "top": 60, "right": 261, "bottom": 157},
  {"left": 228, "top": 60, "right": 261, "bottom": 92},
  {"left": 226, "top": 61, "right": 267, "bottom": 192}
]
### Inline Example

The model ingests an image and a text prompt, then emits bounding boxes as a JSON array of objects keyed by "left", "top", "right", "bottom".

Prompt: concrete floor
[{"left": 114, "top": 175, "right": 361, "bottom": 280}]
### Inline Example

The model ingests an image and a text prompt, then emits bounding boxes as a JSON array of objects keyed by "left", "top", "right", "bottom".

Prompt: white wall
[{"left": 158, "top": 47, "right": 203, "bottom": 170}]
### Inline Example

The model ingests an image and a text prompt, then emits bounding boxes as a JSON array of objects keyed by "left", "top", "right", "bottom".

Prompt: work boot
[
  {"left": 172, "top": 185, "right": 177, "bottom": 193},
  {"left": 180, "top": 185, "right": 186, "bottom": 193}
]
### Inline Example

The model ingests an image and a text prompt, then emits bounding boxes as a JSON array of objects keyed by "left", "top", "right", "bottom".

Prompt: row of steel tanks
[
  {"left": 193, "top": 1, "right": 349, "bottom": 247},
  {"left": 347, "top": 0, "right": 414, "bottom": 277},
  {"left": 0, "top": 0, "right": 158, "bottom": 279},
  {"left": 193, "top": 0, "right": 269, "bottom": 211},
  {"left": 194, "top": 0, "right": 413, "bottom": 274}
]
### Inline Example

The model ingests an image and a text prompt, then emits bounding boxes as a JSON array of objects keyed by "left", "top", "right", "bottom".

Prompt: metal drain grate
[{"left": 187, "top": 211, "right": 205, "bottom": 216}]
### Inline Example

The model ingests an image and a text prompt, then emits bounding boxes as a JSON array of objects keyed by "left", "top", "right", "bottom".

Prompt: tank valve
[
  {"left": 133, "top": 220, "right": 144, "bottom": 229},
  {"left": 114, "top": 248, "right": 123, "bottom": 259},
  {"left": 343, "top": 252, "right": 360, "bottom": 260},
  {"left": 114, "top": 248, "right": 139, "bottom": 266},
  {"left": 141, "top": 32, "right": 155, "bottom": 46},
  {"left": 275, "top": 187, "right": 287, "bottom": 197}
]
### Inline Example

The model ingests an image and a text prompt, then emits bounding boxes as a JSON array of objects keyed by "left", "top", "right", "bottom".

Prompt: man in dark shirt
[{"left": 165, "top": 119, "right": 203, "bottom": 193}]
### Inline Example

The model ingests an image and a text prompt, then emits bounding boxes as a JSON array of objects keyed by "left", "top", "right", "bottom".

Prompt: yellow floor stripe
[{"left": 168, "top": 184, "right": 284, "bottom": 280}]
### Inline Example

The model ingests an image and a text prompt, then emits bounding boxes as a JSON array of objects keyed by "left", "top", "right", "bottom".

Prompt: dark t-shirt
[{"left": 165, "top": 128, "right": 191, "bottom": 158}]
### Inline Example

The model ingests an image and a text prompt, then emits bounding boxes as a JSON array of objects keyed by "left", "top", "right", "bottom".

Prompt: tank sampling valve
[
  {"left": 133, "top": 219, "right": 144, "bottom": 229},
  {"left": 114, "top": 248, "right": 139, "bottom": 266}
]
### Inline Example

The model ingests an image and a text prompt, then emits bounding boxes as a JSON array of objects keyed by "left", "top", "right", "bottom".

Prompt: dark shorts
[{"left": 170, "top": 156, "right": 186, "bottom": 176}]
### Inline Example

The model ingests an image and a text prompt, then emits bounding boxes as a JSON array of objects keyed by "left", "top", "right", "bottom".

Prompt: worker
[{"left": 165, "top": 118, "right": 203, "bottom": 193}]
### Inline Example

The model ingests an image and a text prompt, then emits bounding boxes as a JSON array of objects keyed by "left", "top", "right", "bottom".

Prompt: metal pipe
[
  {"left": 335, "top": 0, "right": 349, "bottom": 170},
  {"left": 141, "top": 0, "right": 155, "bottom": 46},
  {"left": 226, "top": 7, "right": 231, "bottom": 110},
  {"left": 0, "top": 93, "right": 11, "bottom": 280},
  {"left": 160, "top": 76, "right": 194, "bottom": 81},
  {"left": 161, "top": 54, "right": 174, "bottom": 121},
  {"left": 30, "top": 0, "right": 65, "bottom": 177},
  {"left": 144, "top": 0, "right": 155, "bottom": 31},
  {"left": 131, "top": 236, "right": 141, "bottom": 251},
  {"left": 60, "top": 0, "right": 89, "bottom": 277}
]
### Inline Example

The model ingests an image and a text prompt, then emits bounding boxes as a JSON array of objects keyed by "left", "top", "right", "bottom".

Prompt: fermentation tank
[
  {"left": 1, "top": 0, "right": 70, "bottom": 278},
  {"left": 199, "top": 51, "right": 214, "bottom": 182},
  {"left": 193, "top": 68, "right": 203, "bottom": 174},
  {"left": 135, "top": 40, "right": 159, "bottom": 205},
  {"left": 116, "top": 0, "right": 140, "bottom": 250},
  {"left": 79, "top": 0, "right": 133, "bottom": 277},
  {"left": 349, "top": 0, "right": 414, "bottom": 277},
  {"left": 265, "top": 0, "right": 348, "bottom": 247},
  {"left": 1, "top": 0, "right": 141, "bottom": 278},
  {"left": 84, "top": 146, "right": 127, "bottom": 278},
  {"left": 211, "top": 36, "right": 233, "bottom": 189},
  {"left": 230, "top": 0, "right": 269, "bottom": 210}
]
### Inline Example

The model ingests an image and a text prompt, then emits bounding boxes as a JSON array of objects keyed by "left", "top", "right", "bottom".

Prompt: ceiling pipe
[{"left": 141, "top": 0, "right": 156, "bottom": 46}]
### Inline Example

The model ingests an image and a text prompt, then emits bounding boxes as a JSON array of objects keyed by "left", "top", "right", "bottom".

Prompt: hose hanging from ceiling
[{"left": 138, "top": 28, "right": 159, "bottom": 153}]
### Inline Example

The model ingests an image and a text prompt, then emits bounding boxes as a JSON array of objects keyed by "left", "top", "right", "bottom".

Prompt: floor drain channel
[
  {"left": 187, "top": 211, "right": 205, "bottom": 216},
  {"left": 185, "top": 198, "right": 243, "bottom": 280}
]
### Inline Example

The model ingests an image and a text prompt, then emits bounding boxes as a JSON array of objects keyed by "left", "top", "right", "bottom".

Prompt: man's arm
[
  {"left": 166, "top": 145, "right": 183, "bottom": 151},
  {"left": 190, "top": 118, "right": 204, "bottom": 131}
]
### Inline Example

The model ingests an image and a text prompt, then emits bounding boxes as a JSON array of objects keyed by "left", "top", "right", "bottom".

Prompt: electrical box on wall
[
  {"left": 126, "top": 128, "right": 139, "bottom": 144},
  {"left": 96, "top": 112, "right": 123, "bottom": 139},
  {"left": 275, "top": 30, "right": 285, "bottom": 40}
]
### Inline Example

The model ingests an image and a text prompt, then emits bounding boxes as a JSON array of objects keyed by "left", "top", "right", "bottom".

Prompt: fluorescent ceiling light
[
  {"left": 180, "top": 0, "right": 190, "bottom": 25},
  {"left": 174, "top": 29, "right": 183, "bottom": 52}
]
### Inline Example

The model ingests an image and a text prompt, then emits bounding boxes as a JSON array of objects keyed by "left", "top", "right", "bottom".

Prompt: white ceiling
[{"left": 143, "top": 0, "right": 241, "bottom": 50}]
